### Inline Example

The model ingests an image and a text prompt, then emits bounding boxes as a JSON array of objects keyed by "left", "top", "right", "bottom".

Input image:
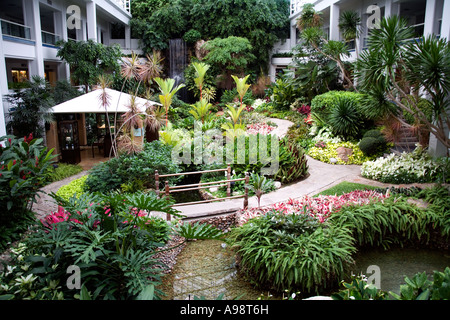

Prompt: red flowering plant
[
  {"left": 236, "top": 190, "right": 389, "bottom": 226},
  {"left": 47, "top": 190, "right": 180, "bottom": 243},
  {"left": 0, "top": 134, "right": 56, "bottom": 226},
  {"left": 297, "top": 104, "right": 311, "bottom": 115}
]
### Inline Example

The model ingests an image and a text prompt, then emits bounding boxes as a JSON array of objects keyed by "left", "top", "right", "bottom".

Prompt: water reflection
[{"left": 352, "top": 247, "right": 450, "bottom": 293}]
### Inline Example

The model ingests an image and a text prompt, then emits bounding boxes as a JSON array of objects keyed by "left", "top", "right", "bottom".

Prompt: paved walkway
[
  {"left": 32, "top": 171, "right": 88, "bottom": 221},
  {"left": 176, "top": 156, "right": 364, "bottom": 220},
  {"left": 30, "top": 117, "right": 432, "bottom": 221}
]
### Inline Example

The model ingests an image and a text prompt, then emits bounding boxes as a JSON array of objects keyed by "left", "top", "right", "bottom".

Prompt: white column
[
  {"left": 125, "top": 25, "right": 131, "bottom": 49},
  {"left": 385, "top": 0, "right": 400, "bottom": 18},
  {"left": 86, "top": 0, "right": 97, "bottom": 42},
  {"left": 0, "top": 36, "right": 9, "bottom": 137},
  {"left": 290, "top": 20, "right": 298, "bottom": 49},
  {"left": 424, "top": 0, "right": 437, "bottom": 36},
  {"left": 26, "top": 0, "right": 45, "bottom": 78},
  {"left": 329, "top": 3, "right": 340, "bottom": 41},
  {"left": 440, "top": 0, "right": 450, "bottom": 40}
]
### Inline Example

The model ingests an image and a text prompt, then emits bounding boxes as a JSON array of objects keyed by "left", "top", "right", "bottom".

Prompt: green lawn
[{"left": 315, "top": 181, "right": 379, "bottom": 196}]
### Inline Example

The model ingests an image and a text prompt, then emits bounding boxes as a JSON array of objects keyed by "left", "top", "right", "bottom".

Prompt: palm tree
[
  {"left": 139, "top": 50, "right": 164, "bottom": 87},
  {"left": 297, "top": 5, "right": 356, "bottom": 90},
  {"left": 192, "top": 62, "right": 210, "bottom": 100},
  {"left": 231, "top": 74, "right": 251, "bottom": 108},
  {"left": 248, "top": 173, "right": 272, "bottom": 208},
  {"left": 296, "top": 3, "right": 322, "bottom": 31},
  {"left": 154, "top": 77, "right": 185, "bottom": 126},
  {"left": 95, "top": 74, "right": 116, "bottom": 157},
  {"left": 338, "top": 10, "right": 362, "bottom": 56},
  {"left": 356, "top": 16, "right": 450, "bottom": 152},
  {"left": 143, "top": 90, "right": 165, "bottom": 143}
]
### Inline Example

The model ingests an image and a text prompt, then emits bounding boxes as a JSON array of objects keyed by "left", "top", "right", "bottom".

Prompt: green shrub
[
  {"left": 0, "top": 191, "right": 224, "bottom": 300},
  {"left": 0, "top": 135, "right": 56, "bottom": 249},
  {"left": 55, "top": 175, "right": 88, "bottom": 201},
  {"left": 328, "top": 197, "right": 449, "bottom": 249},
  {"left": 269, "top": 78, "right": 299, "bottom": 111},
  {"left": 44, "top": 163, "right": 84, "bottom": 183},
  {"left": 273, "top": 138, "right": 309, "bottom": 184},
  {"left": 331, "top": 274, "right": 388, "bottom": 300},
  {"left": 327, "top": 97, "right": 363, "bottom": 138},
  {"left": 84, "top": 141, "right": 182, "bottom": 193},
  {"left": 310, "top": 91, "right": 370, "bottom": 137},
  {"left": 390, "top": 267, "right": 450, "bottom": 300},
  {"left": 359, "top": 137, "right": 382, "bottom": 156},
  {"left": 332, "top": 268, "right": 450, "bottom": 300},
  {"left": 363, "top": 129, "right": 384, "bottom": 139},
  {"left": 359, "top": 129, "right": 388, "bottom": 156},
  {"left": 183, "top": 29, "right": 202, "bottom": 44},
  {"left": 231, "top": 210, "right": 356, "bottom": 293},
  {"left": 220, "top": 87, "right": 254, "bottom": 107}
]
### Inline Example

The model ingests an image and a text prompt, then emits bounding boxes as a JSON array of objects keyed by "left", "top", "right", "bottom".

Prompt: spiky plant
[{"left": 154, "top": 77, "right": 185, "bottom": 126}]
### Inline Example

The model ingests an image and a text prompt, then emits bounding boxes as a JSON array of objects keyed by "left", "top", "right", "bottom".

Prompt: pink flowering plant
[
  {"left": 236, "top": 189, "right": 389, "bottom": 226},
  {"left": 246, "top": 123, "right": 276, "bottom": 135}
]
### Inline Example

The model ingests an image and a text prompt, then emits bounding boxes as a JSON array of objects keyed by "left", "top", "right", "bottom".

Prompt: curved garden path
[{"left": 30, "top": 117, "right": 433, "bottom": 221}]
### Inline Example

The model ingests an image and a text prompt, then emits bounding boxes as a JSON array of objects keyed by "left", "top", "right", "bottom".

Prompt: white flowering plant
[{"left": 361, "top": 146, "right": 446, "bottom": 184}]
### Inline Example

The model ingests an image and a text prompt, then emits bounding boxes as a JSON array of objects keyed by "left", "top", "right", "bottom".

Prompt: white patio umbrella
[{"left": 50, "top": 88, "right": 161, "bottom": 114}]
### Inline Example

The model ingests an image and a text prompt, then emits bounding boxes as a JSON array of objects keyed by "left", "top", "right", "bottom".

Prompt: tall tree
[
  {"left": 356, "top": 16, "right": 450, "bottom": 152},
  {"left": 130, "top": 0, "right": 290, "bottom": 74},
  {"left": 5, "top": 76, "right": 54, "bottom": 140},
  {"left": 296, "top": 3, "right": 355, "bottom": 90},
  {"left": 57, "top": 40, "right": 122, "bottom": 93},
  {"left": 203, "top": 37, "right": 255, "bottom": 89}
]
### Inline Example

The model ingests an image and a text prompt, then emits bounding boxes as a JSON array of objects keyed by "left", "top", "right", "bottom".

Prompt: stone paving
[{"left": 32, "top": 171, "right": 88, "bottom": 221}]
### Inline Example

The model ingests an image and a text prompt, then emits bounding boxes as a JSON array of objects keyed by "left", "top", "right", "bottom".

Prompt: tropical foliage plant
[
  {"left": 0, "top": 135, "right": 56, "bottom": 249},
  {"left": 355, "top": 16, "right": 450, "bottom": 152},
  {"left": 56, "top": 40, "right": 122, "bottom": 93},
  {"left": 5, "top": 76, "right": 54, "bottom": 139},
  {"left": 154, "top": 77, "right": 186, "bottom": 126},
  {"left": 0, "top": 191, "right": 224, "bottom": 300},
  {"left": 230, "top": 210, "right": 356, "bottom": 293}
]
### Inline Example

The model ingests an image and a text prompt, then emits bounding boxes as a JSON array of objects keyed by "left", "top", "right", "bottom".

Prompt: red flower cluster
[
  {"left": 41, "top": 205, "right": 101, "bottom": 230},
  {"left": 297, "top": 104, "right": 311, "bottom": 115},
  {"left": 24, "top": 133, "right": 33, "bottom": 144},
  {"left": 236, "top": 190, "right": 388, "bottom": 226}
]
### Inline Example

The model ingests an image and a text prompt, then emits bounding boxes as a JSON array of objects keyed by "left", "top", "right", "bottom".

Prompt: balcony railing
[
  {"left": 112, "top": 0, "right": 131, "bottom": 13},
  {"left": 1, "top": 19, "right": 31, "bottom": 40},
  {"left": 290, "top": 0, "right": 315, "bottom": 16},
  {"left": 41, "top": 31, "right": 61, "bottom": 46}
]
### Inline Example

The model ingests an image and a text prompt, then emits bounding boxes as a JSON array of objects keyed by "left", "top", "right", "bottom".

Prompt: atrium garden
[{"left": 0, "top": 1, "right": 449, "bottom": 303}]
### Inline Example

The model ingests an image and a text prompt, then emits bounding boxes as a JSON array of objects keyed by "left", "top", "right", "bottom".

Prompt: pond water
[
  {"left": 159, "top": 239, "right": 270, "bottom": 300},
  {"left": 351, "top": 247, "right": 450, "bottom": 294},
  {"left": 160, "top": 240, "right": 450, "bottom": 300}
]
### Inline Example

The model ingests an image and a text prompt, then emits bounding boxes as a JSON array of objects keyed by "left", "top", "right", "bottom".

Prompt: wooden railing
[{"left": 155, "top": 165, "right": 249, "bottom": 220}]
